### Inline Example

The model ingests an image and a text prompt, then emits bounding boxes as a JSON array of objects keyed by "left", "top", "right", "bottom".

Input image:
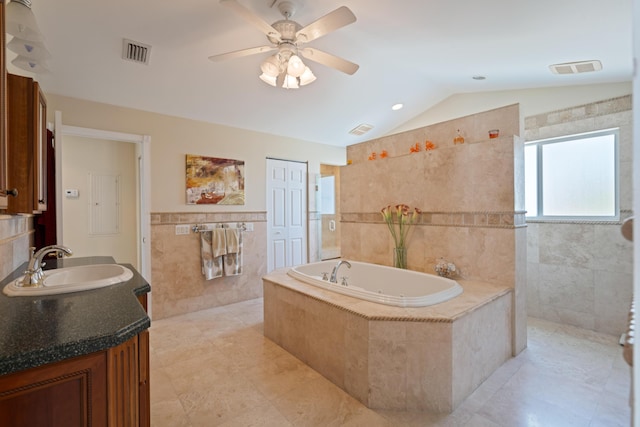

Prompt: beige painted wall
[
  {"left": 46, "top": 94, "right": 346, "bottom": 213},
  {"left": 62, "top": 136, "right": 138, "bottom": 268}
]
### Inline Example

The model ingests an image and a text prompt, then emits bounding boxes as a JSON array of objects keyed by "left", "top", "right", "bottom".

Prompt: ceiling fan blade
[
  {"left": 220, "top": 0, "right": 281, "bottom": 41},
  {"left": 295, "top": 6, "right": 356, "bottom": 43},
  {"left": 300, "top": 47, "right": 359, "bottom": 75},
  {"left": 209, "top": 45, "right": 276, "bottom": 62}
]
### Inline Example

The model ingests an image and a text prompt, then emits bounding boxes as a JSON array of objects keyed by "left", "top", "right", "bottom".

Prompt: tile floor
[{"left": 149, "top": 298, "right": 631, "bottom": 426}]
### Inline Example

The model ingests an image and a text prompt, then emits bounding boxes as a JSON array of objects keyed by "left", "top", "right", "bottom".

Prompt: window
[
  {"left": 525, "top": 129, "right": 618, "bottom": 220},
  {"left": 320, "top": 175, "right": 335, "bottom": 215}
]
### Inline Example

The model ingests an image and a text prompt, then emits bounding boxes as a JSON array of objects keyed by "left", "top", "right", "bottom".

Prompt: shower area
[{"left": 318, "top": 164, "right": 341, "bottom": 260}]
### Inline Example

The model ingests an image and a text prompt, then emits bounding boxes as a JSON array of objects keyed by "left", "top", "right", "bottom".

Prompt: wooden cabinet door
[
  {"left": 34, "top": 81, "right": 47, "bottom": 211},
  {"left": 6, "top": 73, "right": 34, "bottom": 214},
  {"left": 107, "top": 336, "right": 139, "bottom": 427},
  {"left": 138, "top": 330, "right": 150, "bottom": 427},
  {"left": 6, "top": 73, "right": 47, "bottom": 214},
  {"left": 0, "top": 332, "right": 149, "bottom": 426},
  {"left": 0, "top": 352, "right": 108, "bottom": 427},
  {"left": 0, "top": 1, "right": 8, "bottom": 209}
]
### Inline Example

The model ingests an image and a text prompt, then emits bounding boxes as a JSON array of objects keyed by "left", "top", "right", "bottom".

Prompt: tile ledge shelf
[{"left": 342, "top": 211, "right": 527, "bottom": 228}]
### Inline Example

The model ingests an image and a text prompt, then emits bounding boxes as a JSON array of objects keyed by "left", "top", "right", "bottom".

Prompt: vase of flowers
[
  {"left": 393, "top": 247, "right": 408, "bottom": 269},
  {"left": 381, "top": 204, "right": 421, "bottom": 269}
]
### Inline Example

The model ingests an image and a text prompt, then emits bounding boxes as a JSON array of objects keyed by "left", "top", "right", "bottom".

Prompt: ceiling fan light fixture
[
  {"left": 7, "top": 36, "right": 50, "bottom": 60},
  {"left": 11, "top": 54, "right": 49, "bottom": 73},
  {"left": 260, "top": 55, "right": 281, "bottom": 77},
  {"left": 282, "top": 74, "right": 299, "bottom": 89},
  {"left": 299, "top": 66, "right": 316, "bottom": 86},
  {"left": 259, "top": 72, "right": 277, "bottom": 86},
  {"left": 6, "top": 0, "right": 44, "bottom": 42},
  {"left": 216, "top": 2, "right": 358, "bottom": 90},
  {"left": 286, "top": 54, "right": 305, "bottom": 78}
]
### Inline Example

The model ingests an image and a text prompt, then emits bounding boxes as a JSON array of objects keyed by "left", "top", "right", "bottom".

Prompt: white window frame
[{"left": 525, "top": 128, "right": 620, "bottom": 222}]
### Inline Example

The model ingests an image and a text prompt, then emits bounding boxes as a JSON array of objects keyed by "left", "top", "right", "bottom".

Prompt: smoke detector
[{"left": 549, "top": 60, "right": 602, "bottom": 75}]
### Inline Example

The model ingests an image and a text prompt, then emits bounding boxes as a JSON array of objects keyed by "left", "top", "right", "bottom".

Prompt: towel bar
[{"left": 192, "top": 222, "right": 247, "bottom": 233}]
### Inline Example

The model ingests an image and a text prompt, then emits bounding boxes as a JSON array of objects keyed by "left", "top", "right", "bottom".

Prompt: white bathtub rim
[{"left": 287, "top": 261, "right": 463, "bottom": 308}]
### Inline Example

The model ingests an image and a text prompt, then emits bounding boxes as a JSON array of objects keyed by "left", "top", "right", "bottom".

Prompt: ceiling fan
[{"left": 209, "top": 0, "right": 359, "bottom": 88}]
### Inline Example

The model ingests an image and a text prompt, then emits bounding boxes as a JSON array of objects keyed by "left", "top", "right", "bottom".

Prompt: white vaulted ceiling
[{"left": 13, "top": 0, "right": 633, "bottom": 147}]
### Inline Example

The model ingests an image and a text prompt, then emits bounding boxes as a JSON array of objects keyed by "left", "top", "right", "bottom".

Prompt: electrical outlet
[{"left": 175, "top": 225, "right": 190, "bottom": 235}]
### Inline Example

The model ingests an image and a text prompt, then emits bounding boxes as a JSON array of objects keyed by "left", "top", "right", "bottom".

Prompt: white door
[{"left": 266, "top": 159, "right": 307, "bottom": 272}]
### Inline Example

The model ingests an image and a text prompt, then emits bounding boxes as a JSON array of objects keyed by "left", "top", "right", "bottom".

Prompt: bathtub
[{"left": 287, "top": 260, "right": 462, "bottom": 307}]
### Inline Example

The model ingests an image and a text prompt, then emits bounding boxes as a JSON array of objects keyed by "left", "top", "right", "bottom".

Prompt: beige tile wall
[
  {"left": 0, "top": 215, "right": 34, "bottom": 281},
  {"left": 263, "top": 272, "right": 513, "bottom": 413},
  {"left": 342, "top": 104, "right": 526, "bottom": 352},
  {"left": 525, "top": 95, "right": 633, "bottom": 335},
  {"left": 150, "top": 212, "right": 268, "bottom": 319}
]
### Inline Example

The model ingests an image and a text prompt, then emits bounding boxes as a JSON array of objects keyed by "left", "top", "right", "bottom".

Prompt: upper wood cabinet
[
  {"left": 7, "top": 73, "right": 47, "bottom": 214},
  {"left": 34, "top": 81, "right": 47, "bottom": 211},
  {"left": 0, "top": 1, "right": 8, "bottom": 209}
]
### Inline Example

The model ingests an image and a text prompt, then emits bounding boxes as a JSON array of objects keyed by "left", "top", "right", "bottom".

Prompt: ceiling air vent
[
  {"left": 122, "top": 39, "right": 151, "bottom": 65},
  {"left": 549, "top": 60, "right": 602, "bottom": 75},
  {"left": 349, "top": 123, "right": 374, "bottom": 136}
]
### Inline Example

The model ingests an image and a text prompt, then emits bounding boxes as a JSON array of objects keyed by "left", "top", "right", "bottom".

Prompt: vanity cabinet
[
  {"left": 0, "top": 257, "right": 151, "bottom": 426},
  {"left": 6, "top": 73, "right": 47, "bottom": 214},
  {"left": 0, "top": 331, "right": 150, "bottom": 427}
]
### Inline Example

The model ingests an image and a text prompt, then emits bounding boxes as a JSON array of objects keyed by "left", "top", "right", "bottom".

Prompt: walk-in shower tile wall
[{"left": 525, "top": 95, "right": 633, "bottom": 335}]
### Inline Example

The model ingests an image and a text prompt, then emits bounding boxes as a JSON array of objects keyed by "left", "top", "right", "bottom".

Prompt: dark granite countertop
[{"left": 0, "top": 256, "right": 151, "bottom": 376}]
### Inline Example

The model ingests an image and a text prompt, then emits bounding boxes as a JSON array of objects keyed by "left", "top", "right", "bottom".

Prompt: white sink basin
[{"left": 3, "top": 264, "right": 134, "bottom": 297}]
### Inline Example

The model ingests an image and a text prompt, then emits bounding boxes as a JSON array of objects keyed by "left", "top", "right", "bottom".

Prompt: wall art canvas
[{"left": 186, "top": 154, "right": 245, "bottom": 205}]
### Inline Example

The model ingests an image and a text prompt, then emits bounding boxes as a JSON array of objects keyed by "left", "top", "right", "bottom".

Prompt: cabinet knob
[{"left": 2, "top": 188, "right": 18, "bottom": 197}]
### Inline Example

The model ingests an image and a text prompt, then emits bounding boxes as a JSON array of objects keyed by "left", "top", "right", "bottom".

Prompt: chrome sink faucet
[
  {"left": 329, "top": 260, "right": 351, "bottom": 283},
  {"left": 21, "top": 245, "right": 73, "bottom": 287}
]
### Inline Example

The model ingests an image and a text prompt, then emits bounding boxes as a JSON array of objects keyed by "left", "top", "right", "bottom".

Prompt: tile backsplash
[{"left": 0, "top": 215, "right": 34, "bottom": 281}]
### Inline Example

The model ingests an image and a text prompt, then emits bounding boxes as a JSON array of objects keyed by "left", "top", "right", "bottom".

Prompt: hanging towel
[
  {"left": 211, "top": 228, "right": 228, "bottom": 257},
  {"left": 200, "top": 230, "right": 223, "bottom": 280},
  {"left": 225, "top": 228, "right": 240, "bottom": 254},
  {"left": 223, "top": 228, "right": 242, "bottom": 276}
]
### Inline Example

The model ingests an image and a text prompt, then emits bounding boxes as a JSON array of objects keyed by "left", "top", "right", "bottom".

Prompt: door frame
[{"left": 54, "top": 111, "right": 151, "bottom": 305}]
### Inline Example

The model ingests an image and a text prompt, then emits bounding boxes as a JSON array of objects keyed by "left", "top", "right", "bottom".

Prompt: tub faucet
[
  {"left": 21, "top": 245, "right": 73, "bottom": 287},
  {"left": 330, "top": 260, "right": 351, "bottom": 283}
]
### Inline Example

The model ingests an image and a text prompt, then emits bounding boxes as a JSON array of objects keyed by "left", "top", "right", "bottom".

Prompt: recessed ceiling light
[
  {"left": 391, "top": 103, "right": 403, "bottom": 111},
  {"left": 472, "top": 75, "right": 486, "bottom": 80}
]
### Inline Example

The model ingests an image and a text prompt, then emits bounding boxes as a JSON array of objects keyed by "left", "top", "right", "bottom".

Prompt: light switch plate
[{"left": 175, "top": 225, "right": 190, "bottom": 235}]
